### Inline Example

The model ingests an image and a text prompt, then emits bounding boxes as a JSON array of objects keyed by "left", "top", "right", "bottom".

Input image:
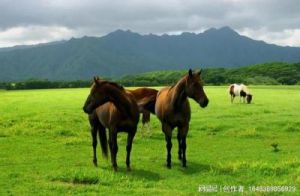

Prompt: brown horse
[
  {"left": 127, "top": 88, "right": 158, "bottom": 134},
  {"left": 155, "top": 69, "right": 209, "bottom": 168},
  {"left": 83, "top": 78, "right": 139, "bottom": 171}
]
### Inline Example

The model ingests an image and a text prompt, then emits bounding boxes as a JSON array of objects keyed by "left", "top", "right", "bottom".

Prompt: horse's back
[
  {"left": 128, "top": 88, "right": 158, "bottom": 114},
  {"left": 128, "top": 87, "right": 158, "bottom": 99},
  {"left": 229, "top": 83, "right": 251, "bottom": 97}
]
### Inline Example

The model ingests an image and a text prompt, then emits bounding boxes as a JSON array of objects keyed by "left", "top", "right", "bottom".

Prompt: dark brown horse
[
  {"left": 83, "top": 78, "right": 139, "bottom": 171},
  {"left": 127, "top": 88, "right": 158, "bottom": 134},
  {"left": 155, "top": 69, "right": 209, "bottom": 168}
]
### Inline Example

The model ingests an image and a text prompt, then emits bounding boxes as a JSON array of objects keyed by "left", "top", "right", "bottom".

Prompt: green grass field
[{"left": 0, "top": 86, "right": 299, "bottom": 195}]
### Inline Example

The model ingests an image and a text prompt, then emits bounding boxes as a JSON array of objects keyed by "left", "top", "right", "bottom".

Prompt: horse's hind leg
[
  {"left": 126, "top": 129, "right": 136, "bottom": 171},
  {"left": 141, "top": 111, "right": 150, "bottom": 137},
  {"left": 144, "top": 112, "right": 151, "bottom": 136},
  {"left": 162, "top": 123, "right": 173, "bottom": 169}
]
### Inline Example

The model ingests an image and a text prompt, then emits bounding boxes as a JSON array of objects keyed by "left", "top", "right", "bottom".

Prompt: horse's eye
[{"left": 89, "top": 95, "right": 95, "bottom": 102}]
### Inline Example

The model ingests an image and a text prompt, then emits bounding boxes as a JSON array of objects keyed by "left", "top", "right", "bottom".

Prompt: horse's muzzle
[
  {"left": 83, "top": 106, "right": 91, "bottom": 114},
  {"left": 200, "top": 99, "right": 209, "bottom": 108}
]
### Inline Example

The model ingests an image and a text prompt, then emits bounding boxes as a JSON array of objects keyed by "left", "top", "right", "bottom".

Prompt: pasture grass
[{"left": 0, "top": 86, "right": 299, "bottom": 195}]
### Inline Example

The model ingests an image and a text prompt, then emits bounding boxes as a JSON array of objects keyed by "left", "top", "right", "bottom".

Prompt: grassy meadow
[{"left": 0, "top": 86, "right": 299, "bottom": 195}]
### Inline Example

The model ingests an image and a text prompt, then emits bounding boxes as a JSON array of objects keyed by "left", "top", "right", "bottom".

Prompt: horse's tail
[
  {"left": 228, "top": 84, "right": 234, "bottom": 95},
  {"left": 141, "top": 94, "right": 157, "bottom": 114},
  {"left": 142, "top": 111, "right": 150, "bottom": 124},
  {"left": 98, "top": 126, "right": 108, "bottom": 158}
]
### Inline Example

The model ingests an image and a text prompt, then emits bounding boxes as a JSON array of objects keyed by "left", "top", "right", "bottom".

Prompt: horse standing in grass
[
  {"left": 229, "top": 84, "right": 252, "bottom": 104},
  {"left": 83, "top": 78, "right": 139, "bottom": 171},
  {"left": 127, "top": 88, "right": 158, "bottom": 136},
  {"left": 155, "top": 69, "right": 209, "bottom": 168}
]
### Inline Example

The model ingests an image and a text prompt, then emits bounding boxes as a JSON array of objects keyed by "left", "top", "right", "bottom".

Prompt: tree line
[
  {"left": 1, "top": 80, "right": 92, "bottom": 90},
  {"left": 118, "top": 62, "right": 300, "bottom": 86},
  {"left": 1, "top": 62, "right": 299, "bottom": 90}
]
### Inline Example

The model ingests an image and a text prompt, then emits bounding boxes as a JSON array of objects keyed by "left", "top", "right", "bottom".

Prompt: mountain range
[{"left": 1, "top": 26, "right": 300, "bottom": 81}]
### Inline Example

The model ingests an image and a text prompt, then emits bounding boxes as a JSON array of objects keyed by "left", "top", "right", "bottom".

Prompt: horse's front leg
[
  {"left": 126, "top": 128, "right": 136, "bottom": 171},
  {"left": 177, "top": 131, "right": 182, "bottom": 160},
  {"left": 109, "top": 130, "right": 118, "bottom": 171},
  {"left": 89, "top": 114, "right": 99, "bottom": 167},
  {"left": 178, "top": 125, "right": 189, "bottom": 167},
  {"left": 90, "top": 126, "right": 98, "bottom": 167},
  {"left": 162, "top": 123, "right": 173, "bottom": 168}
]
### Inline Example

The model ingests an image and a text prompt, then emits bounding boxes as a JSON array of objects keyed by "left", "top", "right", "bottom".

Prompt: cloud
[
  {"left": 0, "top": 25, "right": 74, "bottom": 47},
  {"left": 0, "top": 0, "right": 299, "bottom": 47},
  {"left": 238, "top": 28, "right": 300, "bottom": 47}
]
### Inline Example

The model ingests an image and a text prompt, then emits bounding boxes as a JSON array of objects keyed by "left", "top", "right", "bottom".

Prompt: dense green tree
[{"left": 1, "top": 62, "right": 299, "bottom": 90}]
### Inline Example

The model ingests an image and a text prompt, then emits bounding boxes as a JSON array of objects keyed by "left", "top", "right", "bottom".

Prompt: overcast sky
[{"left": 0, "top": 0, "right": 300, "bottom": 47}]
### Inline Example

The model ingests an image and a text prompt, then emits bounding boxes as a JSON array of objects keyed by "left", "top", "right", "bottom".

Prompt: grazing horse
[
  {"left": 229, "top": 84, "right": 252, "bottom": 104},
  {"left": 83, "top": 78, "right": 139, "bottom": 171},
  {"left": 127, "top": 88, "right": 158, "bottom": 135},
  {"left": 155, "top": 69, "right": 209, "bottom": 168}
]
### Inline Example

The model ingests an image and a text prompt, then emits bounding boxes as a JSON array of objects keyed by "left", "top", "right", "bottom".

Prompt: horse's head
[
  {"left": 83, "top": 77, "right": 109, "bottom": 114},
  {"left": 246, "top": 94, "right": 252, "bottom": 104},
  {"left": 185, "top": 69, "right": 209, "bottom": 108}
]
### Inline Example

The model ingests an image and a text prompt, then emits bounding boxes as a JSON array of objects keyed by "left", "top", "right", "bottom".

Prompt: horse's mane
[
  {"left": 169, "top": 74, "right": 188, "bottom": 91},
  {"left": 103, "top": 81, "right": 125, "bottom": 91},
  {"left": 94, "top": 79, "right": 125, "bottom": 91},
  {"left": 240, "top": 84, "right": 250, "bottom": 94}
]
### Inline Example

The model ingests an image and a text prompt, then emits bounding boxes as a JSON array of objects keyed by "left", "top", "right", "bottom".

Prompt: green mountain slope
[{"left": 1, "top": 27, "right": 300, "bottom": 81}]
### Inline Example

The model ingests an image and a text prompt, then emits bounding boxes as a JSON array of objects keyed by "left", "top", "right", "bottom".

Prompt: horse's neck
[
  {"left": 106, "top": 86, "right": 132, "bottom": 116},
  {"left": 240, "top": 85, "right": 249, "bottom": 95},
  {"left": 171, "top": 77, "right": 187, "bottom": 108}
]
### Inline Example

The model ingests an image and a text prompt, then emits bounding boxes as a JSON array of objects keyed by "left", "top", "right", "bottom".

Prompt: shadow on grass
[
  {"left": 148, "top": 132, "right": 194, "bottom": 141},
  {"left": 118, "top": 167, "right": 161, "bottom": 181},
  {"left": 174, "top": 161, "right": 213, "bottom": 175}
]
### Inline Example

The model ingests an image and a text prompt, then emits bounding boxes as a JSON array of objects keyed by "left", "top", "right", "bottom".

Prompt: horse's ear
[
  {"left": 188, "top": 69, "right": 193, "bottom": 78},
  {"left": 93, "top": 77, "right": 100, "bottom": 86},
  {"left": 196, "top": 69, "right": 202, "bottom": 76}
]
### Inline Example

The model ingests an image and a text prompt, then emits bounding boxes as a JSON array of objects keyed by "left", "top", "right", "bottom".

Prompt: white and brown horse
[{"left": 229, "top": 84, "right": 252, "bottom": 104}]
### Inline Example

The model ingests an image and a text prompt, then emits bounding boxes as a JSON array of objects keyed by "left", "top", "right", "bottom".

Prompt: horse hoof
[
  {"left": 113, "top": 166, "right": 118, "bottom": 172},
  {"left": 167, "top": 164, "right": 171, "bottom": 169},
  {"left": 126, "top": 167, "right": 132, "bottom": 172},
  {"left": 93, "top": 160, "right": 98, "bottom": 167}
]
